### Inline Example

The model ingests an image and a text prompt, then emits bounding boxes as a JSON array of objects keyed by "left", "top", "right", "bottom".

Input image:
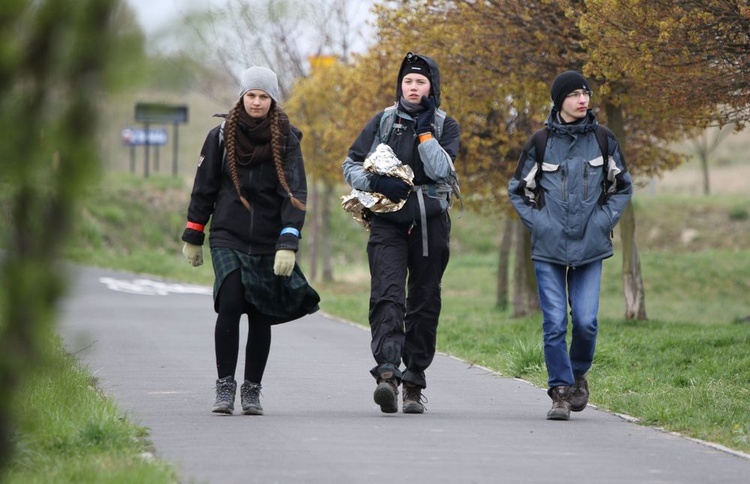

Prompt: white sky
[
  {"left": 125, "top": 0, "right": 374, "bottom": 46},
  {"left": 125, "top": 0, "right": 229, "bottom": 36}
]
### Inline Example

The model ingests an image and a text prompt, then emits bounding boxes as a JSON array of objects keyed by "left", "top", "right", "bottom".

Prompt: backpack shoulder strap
[
  {"left": 594, "top": 125, "right": 615, "bottom": 196},
  {"left": 530, "top": 125, "right": 610, "bottom": 165},
  {"left": 213, "top": 113, "right": 227, "bottom": 156},
  {"left": 219, "top": 119, "right": 226, "bottom": 147},
  {"left": 378, "top": 104, "right": 400, "bottom": 144},
  {"left": 594, "top": 125, "right": 612, "bottom": 164},
  {"left": 218, "top": 119, "right": 227, "bottom": 173},
  {"left": 530, "top": 128, "right": 548, "bottom": 166}
]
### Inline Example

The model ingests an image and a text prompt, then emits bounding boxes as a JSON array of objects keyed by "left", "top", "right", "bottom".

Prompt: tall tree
[
  {"left": 286, "top": 59, "right": 359, "bottom": 281},
  {"left": 691, "top": 125, "right": 733, "bottom": 195},
  {"left": 0, "top": 0, "right": 127, "bottom": 470},
  {"left": 580, "top": 0, "right": 750, "bottom": 127}
]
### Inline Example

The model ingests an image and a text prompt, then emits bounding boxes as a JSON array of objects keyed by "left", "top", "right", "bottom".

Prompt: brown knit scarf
[{"left": 235, "top": 108, "right": 274, "bottom": 166}]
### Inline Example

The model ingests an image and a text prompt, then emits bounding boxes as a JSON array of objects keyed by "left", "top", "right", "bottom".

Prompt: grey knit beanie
[{"left": 238, "top": 66, "right": 280, "bottom": 102}]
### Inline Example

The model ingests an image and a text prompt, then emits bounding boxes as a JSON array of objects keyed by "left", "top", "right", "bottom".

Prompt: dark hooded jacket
[{"left": 342, "top": 53, "right": 460, "bottom": 224}]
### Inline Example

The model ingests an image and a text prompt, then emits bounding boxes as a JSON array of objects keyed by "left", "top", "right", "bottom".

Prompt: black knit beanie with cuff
[{"left": 550, "top": 71, "right": 591, "bottom": 110}]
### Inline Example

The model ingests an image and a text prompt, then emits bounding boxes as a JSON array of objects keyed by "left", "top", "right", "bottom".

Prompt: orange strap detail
[{"left": 418, "top": 133, "right": 433, "bottom": 143}]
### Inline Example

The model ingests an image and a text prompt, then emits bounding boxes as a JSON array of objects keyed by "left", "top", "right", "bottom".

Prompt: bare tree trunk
[
  {"left": 700, "top": 151, "right": 710, "bottom": 195},
  {"left": 512, "top": 219, "right": 539, "bottom": 317},
  {"left": 320, "top": 181, "right": 334, "bottom": 282},
  {"left": 307, "top": 174, "right": 320, "bottom": 280},
  {"left": 496, "top": 217, "right": 513, "bottom": 310},
  {"left": 620, "top": 200, "right": 647, "bottom": 320},
  {"left": 693, "top": 126, "right": 731, "bottom": 196},
  {"left": 605, "top": 103, "right": 648, "bottom": 320}
]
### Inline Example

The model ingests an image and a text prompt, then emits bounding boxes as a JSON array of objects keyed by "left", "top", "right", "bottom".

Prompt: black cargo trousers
[{"left": 366, "top": 210, "right": 451, "bottom": 389}]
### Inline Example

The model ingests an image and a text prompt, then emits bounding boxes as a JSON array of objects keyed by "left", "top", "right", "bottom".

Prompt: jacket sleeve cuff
[
  {"left": 275, "top": 232, "right": 299, "bottom": 251},
  {"left": 181, "top": 228, "right": 205, "bottom": 245}
]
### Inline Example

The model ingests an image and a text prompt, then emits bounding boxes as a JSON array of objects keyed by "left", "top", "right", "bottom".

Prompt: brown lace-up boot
[
  {"left": 402, "top": 383, "right": 427, "bottom": 414},
  {"left": 547, "top": 386, "right": 571, "bottom": 420},
  {"left": 373, "top": 371, "right": 399, "bottom": 413},
  {"left": 569, "top": 376, "right": 589, "bottom": 412}
]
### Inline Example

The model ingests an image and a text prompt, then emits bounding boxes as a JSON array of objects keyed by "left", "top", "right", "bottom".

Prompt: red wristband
[{"left": 186, "top": 221, "right": 205, "bottom": 232}]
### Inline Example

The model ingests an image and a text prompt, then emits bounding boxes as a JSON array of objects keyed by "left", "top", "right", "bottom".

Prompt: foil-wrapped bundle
[{"left": 341, "top": 143, "right": 414, "bottom": 229}]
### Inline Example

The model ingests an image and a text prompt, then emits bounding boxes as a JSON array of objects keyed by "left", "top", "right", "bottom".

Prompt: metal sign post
[
  {"left": 134, "top": 103, "right": 189, "bottom": 177},
  {"left": 121, "top": 126, "right": 169, "bottom": 177}
]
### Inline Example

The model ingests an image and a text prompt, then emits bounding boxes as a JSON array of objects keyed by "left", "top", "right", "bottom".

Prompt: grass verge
[{"left": 1, "top": 332, "right": 177, "bottom": 483}]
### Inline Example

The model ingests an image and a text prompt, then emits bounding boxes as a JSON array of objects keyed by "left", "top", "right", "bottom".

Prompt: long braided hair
[{"left": 224, "top": 98, "right": 306, "bottom": 212}]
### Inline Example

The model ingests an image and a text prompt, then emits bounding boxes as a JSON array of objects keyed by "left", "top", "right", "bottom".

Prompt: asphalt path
[{"left": 58, "top": 265, "right": 750, "bottom": 483}]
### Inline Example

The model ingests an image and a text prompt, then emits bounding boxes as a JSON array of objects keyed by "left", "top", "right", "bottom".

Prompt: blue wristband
[{"left": 280, "top": 227, "right": 300, "bottom": 237}]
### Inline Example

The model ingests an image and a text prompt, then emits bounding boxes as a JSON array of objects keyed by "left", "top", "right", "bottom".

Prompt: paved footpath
[{"left": 58, "top": 266, "right": 750, "bottom": 484}]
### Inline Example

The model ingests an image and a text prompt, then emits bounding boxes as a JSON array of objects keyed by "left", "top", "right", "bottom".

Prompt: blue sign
[{"left": 121, "top": 127, "right": 168, "bottom": 146}]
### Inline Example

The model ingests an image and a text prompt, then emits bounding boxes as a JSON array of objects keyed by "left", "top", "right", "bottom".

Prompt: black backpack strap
[
  {"left": 532, "top": 125, "right": 610, "bottom": 165},
  {"left": 528, "top": 128, "right": 549, "bottom": 193},
  {"left": 531, "top": 128, "right": 548, "bottom": 166},
  {"left": 594, "top": 125, "right": 613, "bottom": 198},
  {"left": 594, "top": 125, "right": 611, "bottom": 165}
]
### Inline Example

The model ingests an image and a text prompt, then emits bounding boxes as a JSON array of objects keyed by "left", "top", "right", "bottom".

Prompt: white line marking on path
[{"left": 99, "top": 277, "right": 212, "bottom": 296}]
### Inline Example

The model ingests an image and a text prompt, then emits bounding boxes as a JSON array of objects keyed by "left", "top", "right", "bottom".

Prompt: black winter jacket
[{"left": 182, "top": 123, "right": 308, "bottom": 255}]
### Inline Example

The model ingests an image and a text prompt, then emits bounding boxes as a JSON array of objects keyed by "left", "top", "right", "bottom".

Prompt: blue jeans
[{"left": 534, "top": 260, "right": 602, "bottom": 389}]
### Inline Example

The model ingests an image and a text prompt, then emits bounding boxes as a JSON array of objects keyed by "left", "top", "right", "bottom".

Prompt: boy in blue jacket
[{"left": 508, "top": 71, "right": 633, "bottom": 420}]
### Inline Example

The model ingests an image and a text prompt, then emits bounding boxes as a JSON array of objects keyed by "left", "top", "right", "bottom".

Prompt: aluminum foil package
[{"left": 341, "top": 143, "right": 414, "bottom": 229}]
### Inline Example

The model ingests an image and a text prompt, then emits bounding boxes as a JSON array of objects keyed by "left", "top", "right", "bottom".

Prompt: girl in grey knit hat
[{"left": 181, "top": 65, "right": 319, "bottom": 416}]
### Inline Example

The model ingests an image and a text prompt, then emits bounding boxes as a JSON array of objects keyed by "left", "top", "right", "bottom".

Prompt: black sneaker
[
  {"left": 212, "top": 376, "right": 236, "bottom": 414},
  {"left": 240, "top": 381, "right": 263, "bottom": 415},
  {"left": 402, "top": 383, "right": 427, "bottom": 414},
  {"left": 373, "top": 373, "right": 399, "bottom": 414},
  {"left": 547, "top": 386, "right": 571, "bottom": 421},
  {"left": 569, "top": 376, "right": 589, "bottom": 412}
]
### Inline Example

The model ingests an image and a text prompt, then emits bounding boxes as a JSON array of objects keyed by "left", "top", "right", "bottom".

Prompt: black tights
[{"left": 215, "top": 270, "right": 271, "bottom": 383}]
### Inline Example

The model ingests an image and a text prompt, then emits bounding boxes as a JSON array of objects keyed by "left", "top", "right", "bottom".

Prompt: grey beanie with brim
[{"left": 238, "top": 66, "right": 280, "bottom": 102}]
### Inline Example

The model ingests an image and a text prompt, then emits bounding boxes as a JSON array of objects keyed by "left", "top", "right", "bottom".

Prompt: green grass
[
  {"left": 1, "top": 332, "right": 177, "bottom": 483},
  {"left": 3, "top": 172, "right": 750, "bottom": 483}
]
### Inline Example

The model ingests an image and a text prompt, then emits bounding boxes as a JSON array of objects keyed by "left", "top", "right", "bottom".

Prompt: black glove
[
  {"left": 370, "top": 174, "right": 411, "bottom": 202},
  {"left": 415, "top": 95, "right": 436, "bottom": 135}
]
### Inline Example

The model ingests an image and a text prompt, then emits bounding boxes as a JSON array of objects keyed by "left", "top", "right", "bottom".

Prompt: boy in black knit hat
[
  {"left": 508, "top": 70, "right": 633, "bottom": 421},
  {"left": 342, "top": 52, "right": 460, "bottom": 414}
]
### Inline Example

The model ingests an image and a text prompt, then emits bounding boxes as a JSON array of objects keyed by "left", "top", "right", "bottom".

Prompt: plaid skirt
[{"left": 211, "top": 248, "right": 320, "bottom": 325}]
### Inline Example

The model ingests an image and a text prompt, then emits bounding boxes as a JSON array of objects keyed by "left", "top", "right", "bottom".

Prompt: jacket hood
[{"left": 396, "top": 53, "right": 442, "bottom": 108}]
